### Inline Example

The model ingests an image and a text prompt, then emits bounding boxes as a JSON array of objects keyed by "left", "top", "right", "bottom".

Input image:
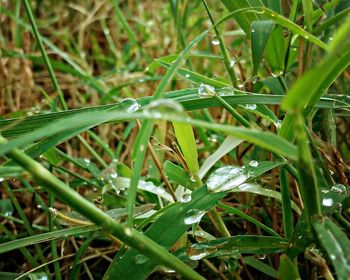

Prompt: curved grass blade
[
  {"left": 251, "top": 20, "right": 274, "bottom": 74},
  {"left": 1, "top": 93, "right": 348, "bottom": 140},
  {"left": 313, "top": 217, "right": 350, "bottom": 279},
  {"left": 187, "top": 236, "right": 289, "bottom": 260},
  {"left": 0, "top": 226, "right": 98, "bottom": 254},
  {"left": 244, "top": 256, "right": 278, "bottom": 278}
]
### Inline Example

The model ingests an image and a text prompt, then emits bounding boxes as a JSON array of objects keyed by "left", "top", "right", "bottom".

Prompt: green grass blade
[
  {"left": 278, "top": 254, "right": 300, "bottom": 280},
  {"left": 172, "top": 122, "right": 199, "bottom": 177},
  {"left": 188, "top": 235, "right": 289, "bottom": 258},
  {"left": 251, "top": 20, "right": 274, "bottom": 74},
  {"left": 313, "top": 217, "right": 350, "bottom": 279},
  {"left": 0, "top": 226, "right": 98, "bottom": 254},
  {"left": 244, "top": 256, "right": 278, "bottom": 278}
]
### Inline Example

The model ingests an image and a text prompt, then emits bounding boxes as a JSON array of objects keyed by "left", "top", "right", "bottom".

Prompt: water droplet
[
  {"left": 330, "top": 184, "right": 346, "bottom": 194},
  {"left": 125, "top": 227, "right": 132, "bottom": 236},
  {"left": 100, "top": 162, "right": 119, "bottom": 192},
  {"left": 322, "top": 198, "right": 333, "bottom": 207},
  {"left": 140, "top": 144, "right": 145, "bottom": 152},
  {"left": 0, "top": 178, "right": 4, "bottom": 182},
  {"left": 271, "top": 13, "right": 277, "bottom": 17},
  {"left": 163, "top": 267, "right": 175, "bottom": 273},
  {"left": 229, "top": 59, "right": 235, "bottom": 68},
  {"left": 330, "top": 254, "right": 336, "bottom": 260},
  {"left": 274, "top": 120, "right": 282, "bottom": 129},
  {"left": 211, "top": 36, "right": 220, "bottom": 46},
  {"left": 238, "top": 83, "right": 244, "bottom": 89},
  {"left": 334, "top": 202, "right": 342, "bottom": 212},
  {"left": 184, "top": 209, "right": 206, "bottom": 225},
  {"left": 189, "top": 251, "right": 208, "bottom": 260},
  {"left": 189, "top": 173, "right": 197, "bottom": 183},
  {"left": 329, "top": 37, "right": 333, "bottom": 41},
  {"left": 207, "top": 166, "right": 250, "bottom": 192},
  {"left": 245, "top": 104, "right": 257, "bottom": 110},
  {"left": 135, "top": 254, "right": 148, "bottom": 264},
  {"left": 251, "top": 29, "right": 256, "bottom": 33},
  {"left": 198, "top": 83, "right": 216, "bottom": 98},
  {"left": 218, "top": 87, "right": 235, "bottom": 96},
  {"left": 304, "top": 35, "right": 309, "bottom": 39},
  {"left": 4, "top": 211, "right": 12, "bottom": 217},
  {"left": 119, "top": 98, "right": 140, "bottom": 113},
  {"left": 248, "top": 160, "right": 259, "bottom": 167},
  {"left": 180, "top": 193, "right": 192, "bottom": 203},
  {"left": 252, "top": 76, "right": 258, "bottom": 84},
  {"left": 185, "top": 73, "right": 191, "bottom": 78},
  {"left": 257, "top": 254, "right": 266, "bottom": 260}
]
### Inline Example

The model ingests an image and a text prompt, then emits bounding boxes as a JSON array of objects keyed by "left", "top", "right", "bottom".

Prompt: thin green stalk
[
  {"left": 202, "top": 0, "right": 238, "bottom": 87},
  {"left": 111, "top": 0, "right": 149, "bottom": 62},
  {"left": 127, "top": 31, "right": 208, "bottom": 225},
  {"left": 0, "top": 135, "right": 205, "bottom": 280},
  {"left": 294, "top": 113, "right": 321, "bottom": 225},
  {"left": 333, "top": 212, "right": 350, "bottom": 233},
  {"left": 23, "top": 0, "right": 106, "bottom": 172},
  {"left": 3, "top": 181, "right": 49, "bottom": 272},
  {"left": 301, "top": 0, "right": 313, "bottom": 32},
  {"left": 213, "top": 94, "right": 250, "bottom": 128},
  {"left": 218, "top": 203, "right": 280, "bottom": 237},
  {"left": 0, "top": 213, "right": 47, "bottom": 231},
  {"left": 14, "top": 0, "right": 21, "bottom": 48},
  {"left": 280, "top": 168, "right": 294, "bottom": 239},
  {"left": 49, "top": 193, "right": 62, "bottom": 280},
  {"left": 77, "top": 135, "right": 108, "bottom": 168},
  {"left": 86, "top": 130, "right": 115, "bottom": 159},
  {"left": 22, "top": 0, "right": 67, "bottom": 110},
  {"left": 0, "top": 221, "right": 38, "bottom": 267}
]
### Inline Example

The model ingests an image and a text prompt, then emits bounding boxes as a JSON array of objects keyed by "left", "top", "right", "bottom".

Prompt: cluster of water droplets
[
  {"left": 187, "top": 241, "right": 240, "bottom": 261},
  {"left": 217, "top": 87, "right": 235, "bottom": 97},
  {"left": 198, "top": 83, "right": 216, "bottom": 98},
  {"left": 206, "top": 166, "right": 250, "bottom": 193}
]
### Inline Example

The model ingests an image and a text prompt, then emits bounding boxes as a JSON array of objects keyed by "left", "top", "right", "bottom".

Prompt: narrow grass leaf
[
  {"left": 251, "top": 20, "right": 274, "bottom": 74},
  {"left": 188, "top": 236, "right": 289, "bottom": 260},
  {"left": 0, "top": 226, "right": 98, "bottom": 254},
  {"left": 278, "top": 254, "right": 301, "bottom": 280},
  {"left": 172, "top": 122, "right": 199, "bottom": 176},
  {"left": 244, "top": 256, "right": 278, "bottom": 278},
  {"left": 199, "top": 136, "right": 243, "bottom": 179},
  {"left": 313, "top": 217, "right": 350, "bottom": 279}
]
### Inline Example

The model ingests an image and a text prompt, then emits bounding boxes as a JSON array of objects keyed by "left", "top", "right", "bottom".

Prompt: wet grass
[{"left": 0, "top": 0, "right": 350, "bottom": 279}]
